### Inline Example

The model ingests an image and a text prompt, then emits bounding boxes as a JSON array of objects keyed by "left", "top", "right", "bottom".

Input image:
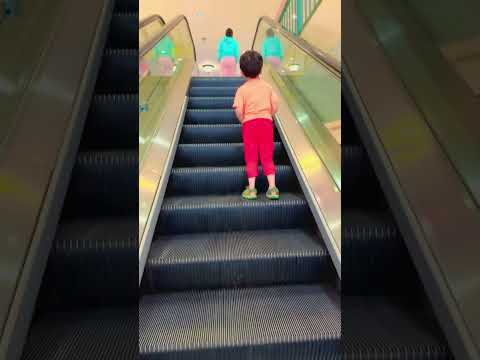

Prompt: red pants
[{"left": 242, "top": 118, "right": 276, "bottom": 178}]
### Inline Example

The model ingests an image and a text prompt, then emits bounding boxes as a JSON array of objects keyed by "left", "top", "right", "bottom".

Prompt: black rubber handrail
[
  {"left": 252, "top": 16, "right": 340, "bottom": 77},
  {"left": 140, "top": 14, "right": 165, "bottom": 28},
  {"left": 140, "top": 15, "right": 196, "bottom": 60}
]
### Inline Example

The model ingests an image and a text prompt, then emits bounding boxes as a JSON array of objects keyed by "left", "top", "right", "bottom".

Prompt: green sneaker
[
  {"left": 266, "top": 187, "right": 280, "bottom": 200},
  {"left": 242, "top": 187, "right": 257, "bottom": 200}
]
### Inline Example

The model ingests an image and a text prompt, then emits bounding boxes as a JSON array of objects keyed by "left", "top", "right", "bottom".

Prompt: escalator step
[
  {"left": 342, "top": 210, "right": 420, "bottom": 296},
  {"left": 180, "top": 124, "right": 280, "bottom": 143},
  {"left": 107, "top": 13, "right": 138, "bottom": 49},
  {"left": 166, "top": 165, "right": 299, "bottom": 196},
  {"left": 184, "top": 109, "right": 238, "bottom": 125},
  {"left": 342, "top": 144, "right": 386, "bottom": 208},
  {"left": 140, "top": 285, "right": 340, "bottom": 358},
  {"left": 343, "top": 296, "right": 452, "bottom": 359},
  {"left": 188, "top": 97, "right": 235, "bottom": 109},
  {"left": 62, "top": 150, "right": 137, "bottom": 217},
  {"left": 21, "top": 306, "right": 137, "bottom": 360},
  {"left": 114, "top": 0, "right": 138, "bottom": 12},
  {"left": 81, "top": 94, "right": 138, "bottom": 150},
  {"left": 156, "top": 193, "right": 313, "bottom": 235},
  {"left": 144, "top": 229, "right": 331, "bottom": 292},
  {"left": 96, "top": 49, "right": 138, "bottom": 94},
  {"left": 189, "top": 86, "right": 238, "bottom": 97},
  {"left": 173, "top": 142, "right": 288, "bottom": 167},
  {"left": 190, "top": 77, "right": 245, "bottom": 88},
  {"left": 37, "top": 218, "right": 137, "bottom": 309}
]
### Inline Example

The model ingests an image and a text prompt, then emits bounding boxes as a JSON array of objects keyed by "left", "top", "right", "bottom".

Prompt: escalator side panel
[{"left": 0, "top": 1, "right": 114, "bottom": 359}]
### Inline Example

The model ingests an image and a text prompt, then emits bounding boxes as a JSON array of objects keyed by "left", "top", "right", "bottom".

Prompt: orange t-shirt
[{"left": 232, "top": 78, "right": 279, "bottom": 123}]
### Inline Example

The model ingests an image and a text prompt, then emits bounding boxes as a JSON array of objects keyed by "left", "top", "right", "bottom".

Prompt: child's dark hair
[
  {"left": 240, "top": 50, "right": 263, "bottom": 78},
  {"left": 226, "top": 28, "right": 233, "bottom": 37},
  {"left": 266, "top": 28, "right": 275, "bottom": 37}
]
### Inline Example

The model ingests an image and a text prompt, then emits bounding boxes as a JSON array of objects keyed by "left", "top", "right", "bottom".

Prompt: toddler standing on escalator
[{"left": 233, "top": 50, "right": 280, "bottom": 200}]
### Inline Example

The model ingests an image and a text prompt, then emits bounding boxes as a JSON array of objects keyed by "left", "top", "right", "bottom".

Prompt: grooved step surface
[
  {"left": 166, "top": 165, "right": 298, "bottom": 195},
  {"left": 145, "top": 229, "right": 330, "bottom": 291},
  {"left": 188, "top": 97, "right": 235, "bottom": 109},
  {"left": 115, "top": 0, "right": 138, "bottom": 12},
  {"left": 140, "top": 285, "right": 340, "bottom": 357},
  {"left": 343, "top": 296, "right": 453, "bottom": 359},
  {"left": 82, "top": 94, "right": 138, "bottom": 150},
  {"left": 189, "top": 86, "right": 238, "bottom": 97},
  {"left": 22, "top": 307, "right": 137, "bottom": 360},
  {"left": 342, "top": 211, "right": 420, "bottom": 295},
  {"left": 180, "top": 124, "right": 280, "bottom": 144},
  {"left": 173, "top": 142, "right": 288, "bottom": 166},
  {"left": 184, "top": 109, "right": 238, "bottom": 125},
  {"left": 97, "top": 49, "right": 138, "bottom": 93},
  {"left": 157, "top": 193, "right": 313, "bottom": 235},
  {"left": 63, "top": 150, "right": 137, "bottom": 217},
  {"left": 108, "top": 13, "right": 138, "bottom": 49},
  {"left": 38, "top": 218, "right": 137, "bottom": 308},
  {"left": 190, "top": 77, "right": 245, "bottom": 88}
]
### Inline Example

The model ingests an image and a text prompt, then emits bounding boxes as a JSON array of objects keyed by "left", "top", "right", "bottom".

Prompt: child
[
  {"left": 233, "top": 50, "right": 280, "bottom": 200},
  {"left": 217, "top": 28, "right": 240, "bottom": 76}
]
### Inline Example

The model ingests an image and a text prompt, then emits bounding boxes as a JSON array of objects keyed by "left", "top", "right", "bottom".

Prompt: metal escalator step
[
  {"left": 37, "top": 218, "right": 137, "bottom": 309},
  {"left": 342, "top": 210, "right": 420, "bottom": 296},
  {"left": 343, "top": 296, "right": 452, "bottom": 359},
  {"left": 114, "top": 0, "right": 138, "bottom": 12},
  {"left": 173, "top": 142, "right": 288, "bottom": 167},
  {"left": 180, "top": 124, "right": 280, "bottom": 144},
  {"left": 157, "top": 193, "right": 313, "bottom": 235},
  {"left": 342, "top": 144, "right": 386, "bottom": 208},
  {"left": 62, "top": 150, "right": 137, "bottom": 217},
  {"left": 107, "top": 13, "right": 138, "bottom": 49},
  {"left": 188, "top": 96, "right": 234, "bottom": 109},
  {"left": 96, "top": 49, "right": 138, "bottom": 94},
  {"left": 81, "top": 94, "right": 138, "bottom": 150},
  {"left": 189, "top": 86, "right": 238, "bottom": 97},
  {"left": 190, "top": 77, "right": 245, "bottom": 88},
  {"left": 184, "top": 109, "right": 238, "bottom": 125},
  {"left": 144, "top": 229, "right": 331, "bottom": 292},
  {"left": 21, "top": 306, "right": 137, "bottom": 360},
  {"left": 140, "top": 285, "right": 340, "bottom": 358},
  {"left": 166, "top": 165, "right": 299, "bottom": 195}
]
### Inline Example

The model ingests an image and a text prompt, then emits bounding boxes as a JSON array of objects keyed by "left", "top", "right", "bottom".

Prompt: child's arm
[
  {"left": 271, "top": 89, "right": 279, "bottom": 115},
  {"left": 233, "top": 88, "right": 244, "bottom": 122}
]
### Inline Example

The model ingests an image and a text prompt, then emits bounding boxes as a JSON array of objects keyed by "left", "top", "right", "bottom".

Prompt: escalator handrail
[
  {"left": 252, "top": 16, "right": 340, "bottom": 77},
  {"left": 140, "top": 15, "right": 196, "bottom": 60},
  {"left": 140, "top": 14, "right": 165, "bottom": 28}
]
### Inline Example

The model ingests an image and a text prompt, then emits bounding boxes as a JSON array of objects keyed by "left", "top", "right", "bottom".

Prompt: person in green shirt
[
  {"left": 261, "top": 28, "right": 284, "bottom": 70},
  {"left": 217, "top": 28, "right": 240, "bottom": 76}
]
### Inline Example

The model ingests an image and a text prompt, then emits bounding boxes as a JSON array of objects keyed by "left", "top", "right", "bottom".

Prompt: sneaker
[
  {"left": 242, "top": 187, "right": 257, "bottom": 200},
  {"left": 266, "top": 187, "right": 280, "bottom": 200}
]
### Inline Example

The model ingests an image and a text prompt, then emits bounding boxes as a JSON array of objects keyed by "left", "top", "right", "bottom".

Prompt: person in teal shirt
[
  {"left": 217, "top": 28, "right": 240, "bottom": 76},
  {"left": 151, "top": 35, "right": 176, "bottom": 76},
  {"left": 261, "top": 28, "right": 284, "bottom": 69}
]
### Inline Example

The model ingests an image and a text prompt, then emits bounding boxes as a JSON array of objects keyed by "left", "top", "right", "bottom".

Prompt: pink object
[
  {"left": 242, "top": 118, "right": 276, "bottom": 178},
  {"left": 139, "top": 60, "right": 149, "bottom": 76},
  {"left": 266, "top": 56, "right": 282, "bottom": 70},
  {"left": 220, "top": 56, "right": 237, "bottom": 76},
  {"left": 151, "top": 57, "right": 174, "bottom": 76}
]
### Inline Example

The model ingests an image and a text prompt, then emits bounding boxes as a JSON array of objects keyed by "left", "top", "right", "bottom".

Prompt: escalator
[
  {"left": 19, "top": 0, "right": 138, "bottom": 358},
  {"left": 342, "top": 2, "right": 480, "bottom": 359},
  {"left": 342, "top": 100, "right": 452, "bottom": 358},
  {"left": 139, "top": 77, "right": 340, "bottom": 358}
]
